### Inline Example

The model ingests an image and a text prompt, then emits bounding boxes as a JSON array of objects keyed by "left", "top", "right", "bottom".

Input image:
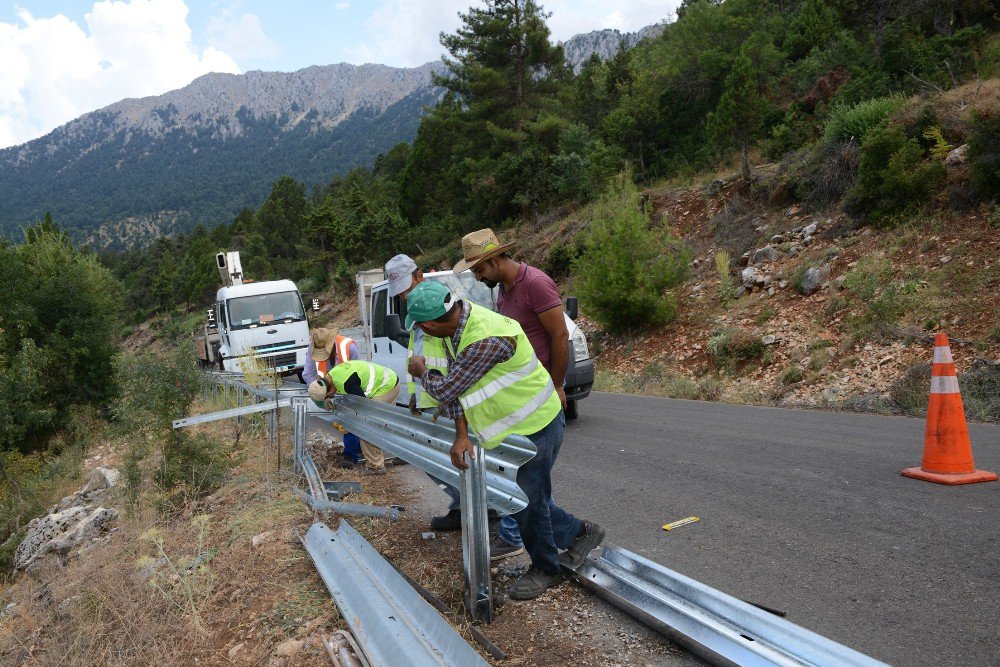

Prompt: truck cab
[{"left": 345, "top": 269, "right": 593, "bottom": 419}]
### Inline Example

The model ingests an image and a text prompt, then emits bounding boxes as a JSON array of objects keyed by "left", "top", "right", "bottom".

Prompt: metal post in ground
[
  {"left": 459, "top": 441, "right": 493, "bottom": 623},
  {"left": 211, "top": 376, "right": 217, "bottom": 404},
  {"left": 293, "top": 397, "right": 307, "bottom": 475}
]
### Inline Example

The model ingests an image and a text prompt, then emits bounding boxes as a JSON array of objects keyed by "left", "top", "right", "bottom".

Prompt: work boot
[
  {"left": 507, "top": 567, "right": 564, "bottom": 600},
  {"left": 489, "top": 534, "right": 524, "bottom": 561},
  {"left": 339, "top": 458, "right": 355, "bottom": 469},
  {"left": 559, "top": 520, "right": 606, "bottom": 569},
  {"left": 367, "top": 466, "right": 388, "bottom": 476},
  {"left": 430, "top": 509, "right": 462, "bottom": 531}
]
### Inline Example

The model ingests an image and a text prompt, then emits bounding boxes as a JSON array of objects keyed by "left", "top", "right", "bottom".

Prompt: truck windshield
[
  {"left": 430, "top": 273, "right": 498, "bottom": 311},
  {"left": 227, "top": 292, "right": 305, "bottom": 329}
]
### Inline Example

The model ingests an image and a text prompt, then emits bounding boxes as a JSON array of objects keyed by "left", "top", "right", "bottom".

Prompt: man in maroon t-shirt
[{"left": 453, "top": 228, "right": 569, "bottom": 410}]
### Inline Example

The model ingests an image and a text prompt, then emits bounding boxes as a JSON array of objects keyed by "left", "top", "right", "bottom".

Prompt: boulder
[
  {"left": 802, "top": 222, "right": 818, "bottom": 236},
  {"left": 741, "top": 267, "right": 760, "bottom": 286},
  {"left": 14, "top": 506, "right": 118, "bottom": 570},
  {"left": 800, "top": 265, "right": 831, "bottom": 295},
  {"left": 81, "top": 467, "right": 120, "bottom": 495},
  {"left": 751, "top": 245, "right": 780, "bottom": 266},
  {"left": 945, "top": 144, "right": 967, "bottom": 166}
]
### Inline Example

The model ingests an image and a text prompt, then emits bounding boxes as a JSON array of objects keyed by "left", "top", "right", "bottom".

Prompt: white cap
[
  {"left": 385, "top": 254, "right": 418, "bottom": 297},
  {"left": 308, "top": 380, "right": 328, "bottom": 402}
]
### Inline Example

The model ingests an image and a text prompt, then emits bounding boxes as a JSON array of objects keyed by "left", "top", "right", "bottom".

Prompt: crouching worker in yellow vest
[
  {"left": 405, "top": 281, "right": 605, "bottom": 600},
  {"left": 308, "top": 360, "right": 400, "bottom": 475}
]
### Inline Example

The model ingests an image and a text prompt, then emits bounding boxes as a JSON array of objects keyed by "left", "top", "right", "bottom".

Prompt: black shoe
[
  {"left": 489, "top": 534, "right": 525, "bottom": 561},
  {"left": 508, "top": 567, "right": 564, "bottom": 600},
  {"left": 430, "top": 509, "right": 462, "bottom": 531},
  {"left": 339, "top": 458, "right": 355, "bottom": 469},
  {"left": 559, "top": 521, "right": 606, "bottom": 569}
]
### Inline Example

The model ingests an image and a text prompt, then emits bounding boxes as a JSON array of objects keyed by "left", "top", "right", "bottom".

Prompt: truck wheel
[{"left": 565, "top": 399, "right": 578, "bottom": 420}]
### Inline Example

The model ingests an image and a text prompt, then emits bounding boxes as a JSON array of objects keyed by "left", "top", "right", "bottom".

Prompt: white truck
[
  {"left": 194, "top": 251, "right": 310, "bottom": 376},
  {"left": 342, "top": 268, "right": 594, "bottom": 419}
]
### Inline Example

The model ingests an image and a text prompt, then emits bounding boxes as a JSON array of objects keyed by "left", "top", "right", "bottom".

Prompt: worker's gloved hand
[
  {"left": 409, "top": 393, "right": 421, "bottom": 416},
  {"left": 323, "top": 398, "right": 336, "bottom": 411}
]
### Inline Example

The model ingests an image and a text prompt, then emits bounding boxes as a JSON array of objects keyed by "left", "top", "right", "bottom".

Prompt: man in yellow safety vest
[{"left": 406, "top": 280, "right": 604, "bottom": 600}]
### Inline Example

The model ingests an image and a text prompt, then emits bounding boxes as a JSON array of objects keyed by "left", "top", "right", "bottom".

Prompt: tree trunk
[{"left": 741, "top": 143, "right": 752, "bottom": 182}]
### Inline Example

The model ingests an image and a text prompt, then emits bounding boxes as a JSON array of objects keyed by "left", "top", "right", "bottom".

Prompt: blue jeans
[
  {"left": 342, "top": 432, "right": 361, "bottom": 463},
  {"left": 512, "top": 412, "right": 582, "bottom": 574},
  {"left": 428, "top": 473, "right": 462, "bottom": 511}
]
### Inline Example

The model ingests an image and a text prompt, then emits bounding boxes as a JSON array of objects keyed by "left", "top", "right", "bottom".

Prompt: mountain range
[{"left": 0, "top": 25, "right": 662, "bottom": 250}]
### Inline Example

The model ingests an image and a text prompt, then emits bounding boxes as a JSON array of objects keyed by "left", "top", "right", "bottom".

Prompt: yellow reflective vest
[
  {"left": 326, "top": 360, "right": 397, "bottom": 398},
  {"left": 407, "top": 328, "right": 448, "bottom": 409},
  {"left": 445, "top": 303, "right": 560, "bottom": 449}
]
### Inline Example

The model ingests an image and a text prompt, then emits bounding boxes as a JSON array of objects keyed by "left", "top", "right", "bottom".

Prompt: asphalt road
[{"left": 553, "top": 392, "right": 1000, "bottom": 667}]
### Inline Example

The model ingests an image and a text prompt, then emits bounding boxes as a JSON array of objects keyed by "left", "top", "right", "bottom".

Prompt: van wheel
[{"left": 565, "top": 399, "right": 578, "bottom": 420}]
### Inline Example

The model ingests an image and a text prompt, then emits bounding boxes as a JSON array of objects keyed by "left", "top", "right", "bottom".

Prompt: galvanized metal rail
[
  {"left": 303, "top": 521, "right": 489, "bottom": 667},
  {"left": 567, "top": 543, "right": 889, "bottom": 667},
  {"left": 314, "top": 394, "right": 535, "bottom": 515}
]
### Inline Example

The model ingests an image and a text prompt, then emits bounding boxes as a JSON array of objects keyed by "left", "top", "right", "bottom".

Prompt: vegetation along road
[{"left": 552, "top": 392, "right": 1000, "bottom": 667}]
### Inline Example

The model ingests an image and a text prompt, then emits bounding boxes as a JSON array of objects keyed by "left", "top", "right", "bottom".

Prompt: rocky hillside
[
  {"left": 0, "top": 63, "right": 443, "bottom": 249},
  {"left": 561, "top": 24, "right": 665, "bottom": 73}
]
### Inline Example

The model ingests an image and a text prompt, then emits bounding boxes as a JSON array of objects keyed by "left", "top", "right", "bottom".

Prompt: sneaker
[
  {"left": 508, "top": 567, "right": 564, "bottom": 600},
  {"left": 339, "top": 458, "right": 356, "bottom": 469},
  {"left": 430, "top": 509, "right": 462, "bottom": 532},
  {"left": 559, "top": 521, "right": 606, "bottom": 569},
  {"left": 489, "top": 534, "right": 524, "bottom": 561}
]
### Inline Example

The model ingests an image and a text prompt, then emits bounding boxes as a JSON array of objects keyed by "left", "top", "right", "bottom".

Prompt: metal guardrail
[
  {"left": 315, "top": 394, "right": 535, "bottom": 515},
  {"left": 568, "top": 543, "right": 889, "bottom": 667},
  {"left": 303, "top": 521, "right": 489, "bottom": 667},
  {"left": 293, "top": 488, "right": 400, "bottom": 520},
  {"left": 172, "top": 398, "right": 291, "bottom": 428}
]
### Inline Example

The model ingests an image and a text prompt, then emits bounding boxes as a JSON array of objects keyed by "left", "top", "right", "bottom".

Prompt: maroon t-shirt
[{"left": 497, "top": 263, "right": 563, "bottom": 370}]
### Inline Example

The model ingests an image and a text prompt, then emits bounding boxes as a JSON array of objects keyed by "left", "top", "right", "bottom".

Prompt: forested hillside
[{"left": 101, "top": 0, "right": 998, "bottom": 323}]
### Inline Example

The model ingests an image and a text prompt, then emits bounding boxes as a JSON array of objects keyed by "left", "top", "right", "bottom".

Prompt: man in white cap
[{"left": 385, "top": 254, "right": 474, "bottom": 531}]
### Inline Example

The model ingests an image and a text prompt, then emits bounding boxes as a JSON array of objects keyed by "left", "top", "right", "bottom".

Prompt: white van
[{"left": 343, "top": 269, "right": 593, "bottom": 418}]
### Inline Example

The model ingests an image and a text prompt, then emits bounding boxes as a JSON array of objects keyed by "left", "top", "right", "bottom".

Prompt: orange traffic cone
[{"left": 902, "top": 333, "right": 997, "bottom": 485}]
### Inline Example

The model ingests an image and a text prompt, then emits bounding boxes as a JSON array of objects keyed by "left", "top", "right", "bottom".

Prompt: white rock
[
  {"left": 274, "top": 638, "right": 303, "bottom": 657},
  {"left": 251, "top": 531, "right": 279, "bottom": 548},
  {"left": 741, "top": 267, "right": 760, "bottom": 286},
  {"left": 14, "top": 506, "right": 118, "bottom": 570},
  {"left": 803, "top": 223, "right": 818, "bottom": 236},
  {"left": 81, "top": 467, "right": 120, "bottom": 494},
  {"left": 945, "top": 144, "right": 967, "bottom": 166}
]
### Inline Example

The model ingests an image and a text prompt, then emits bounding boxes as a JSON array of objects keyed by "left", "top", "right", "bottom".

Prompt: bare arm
[{"left": 537, "top": 305, "right": 569, "bottom": 409}]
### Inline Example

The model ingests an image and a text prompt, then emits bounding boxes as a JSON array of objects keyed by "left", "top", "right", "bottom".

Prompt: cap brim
[
  {"left": 404, "top": 313, "right": 417, "bottom": 329},
  {"left": 311, "top": 348, "right": 330, "bottom": 362},
  {"left": 386, "top": 274, "right": 413, "bottom": 298}
]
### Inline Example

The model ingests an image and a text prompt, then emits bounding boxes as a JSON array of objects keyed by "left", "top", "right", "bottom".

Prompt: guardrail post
[
  {"left": 293, "top": 396, "right": 307, "bottom": 476},
  {"left": 460, "top": 441, "right": 493, "bottom": 623},
  {"left": 211, "top": 376, "right": 217, "bottom": 404}
]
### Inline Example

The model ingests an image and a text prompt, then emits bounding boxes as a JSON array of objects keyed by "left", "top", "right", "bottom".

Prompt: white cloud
[
  {"left": 349, "top": 0, "right": 467, "bottom": 67},
  {"left": 351, "top": 0, "right": 677, "bottom": 68},
  {"left": 206, "top": 2, "right": 279, "bottom": 60},
  {"left": 0, "top": 0, "right": 241, "bottom": 149},
  {"left": 335, "top": 2, "right": 350, "bottom": 10}
]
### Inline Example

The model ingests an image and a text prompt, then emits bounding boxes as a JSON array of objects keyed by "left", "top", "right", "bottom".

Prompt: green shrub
[
  {"left": 706, "top": 327, "right": 765, "bottom": 365},
  {"left": 715, "top": 250, "right": 738, "bottom": 302},
  {"left": 968, "top": 105, "right": 1000, "bottom": 199},
  {"left": 155, "top": 432, "right": 232, "bottom": 497},
  {"left": 962, "top": 361, "right": 1000, "bottom": 423},
  {"left": 779, "top": 366, "right": 805, "bottom": 385},
  {"left": 575, "top": 173, "right": 692, "bottom": 332},
  {"left": 543, "top": 239, "right": 581, "bottom": 279},
  {"left": 823, "top": 96, "right": 905, "bottom": 145},
  {"left": 846, "top": 123, "right": 945, "bottom": 224}
]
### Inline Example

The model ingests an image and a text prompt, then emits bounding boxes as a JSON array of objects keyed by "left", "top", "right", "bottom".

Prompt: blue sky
[{"left": 0, "top": 1, "right": 677, "bottom": 149}]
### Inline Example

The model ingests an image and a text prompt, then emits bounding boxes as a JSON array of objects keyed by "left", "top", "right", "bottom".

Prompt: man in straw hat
[
  {"left": 454, "top": 228, "right": 573, "bottom": 558},
  {"left": 303, "top": 328, "right": 366, "bottom": 469},
  {"left": 406, "top": 280, "right": 604, "bottom": 599},
  {"left": 308, "top": 359, "right": 399, "bottom": 475}
]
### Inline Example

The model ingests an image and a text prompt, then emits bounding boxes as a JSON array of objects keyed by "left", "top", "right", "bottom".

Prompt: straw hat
[
  {"left": 452, "top": 228, "right": 515, "bottom": 273},
  {"left": 310, "top": 328, "right": 339, "bottom": 362}
]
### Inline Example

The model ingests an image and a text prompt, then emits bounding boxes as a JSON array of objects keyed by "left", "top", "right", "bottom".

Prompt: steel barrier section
[
  {"left": 569, "top": 543, "right": 889, "bottom": 667},
  {"left": 313, "top": 394, "right": 534, "bottom": 515},
  {"left": 304, "top": 521, "right": 489, "bottom": 667},
  {"left": 172, "top": 398, "right": 292, "bottom": 429},
  {"left": 293, "top": 488, "right": 400, "bottom": 520}
]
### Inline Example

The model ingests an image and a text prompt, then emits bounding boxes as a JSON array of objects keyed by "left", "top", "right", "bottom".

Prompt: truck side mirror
[
  {"left": 385, "top": 314, "right": 410, "bottom": 347},
  {"left": 565, "top": 296, "right": 579, "bottom": 321}
]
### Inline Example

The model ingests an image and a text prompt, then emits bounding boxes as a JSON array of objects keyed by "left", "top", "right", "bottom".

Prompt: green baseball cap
[{"left": 405, "top": 280, "right": 452, "bottom": 328}]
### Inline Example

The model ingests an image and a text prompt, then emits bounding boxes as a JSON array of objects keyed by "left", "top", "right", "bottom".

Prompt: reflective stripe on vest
[
  {"left": 327, "top": 360, "right": 397, "bottom": 398},
  {"left": 448, "top": 303, "right": 559, "bottom": 448},
  {"left": 407, "top": 329, "right": 448, "bottom": 409}
]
